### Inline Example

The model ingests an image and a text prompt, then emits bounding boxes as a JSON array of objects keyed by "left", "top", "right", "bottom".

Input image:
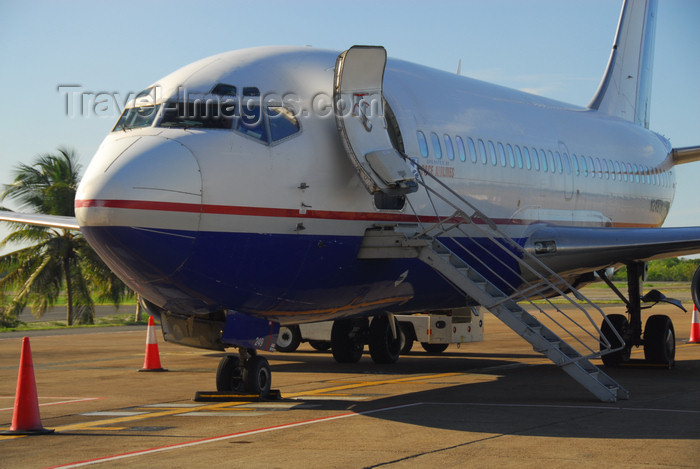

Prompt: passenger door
[{"left": 333, "top": 46, "right": 417, "bottom": 195}]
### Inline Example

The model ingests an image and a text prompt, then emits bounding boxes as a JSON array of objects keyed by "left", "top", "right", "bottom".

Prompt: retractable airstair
[
  {"left": 358, "top": 220, "right": 629, "bottom": 403},
  {"left": 334, "top": 45, "right": 629, "bottom": 402}
]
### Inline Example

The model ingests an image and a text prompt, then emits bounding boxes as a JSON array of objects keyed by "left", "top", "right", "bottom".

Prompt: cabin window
[
  {"left": 555, "top": 152, "right": 564, "bottom": 173},
  {"left": 626, "top": 163, "right": 633, "bottom": 182},
  {"left": 468, "top": 137, "right": 478, "bottom": 163},
  {"left": 562, "top": 153, "right": 571, "bottom": 174},
  {"left": 532, "top": 148, "right": 540, "bottom": 171},
  {"left": 456, "top": 136, "right": 466, "bottom": 162},
  {"left": 547, "top": 151, "right": 555, "bottom": 173},
  {"left": 417, "top": 131, "right": 429, "bottom": 157},
  {"left": 507, "top": 144, "right": 516, "bottom": 168},
  {"left": 614, "top": 161, "right": 621, "bottom": 181},
  {"left": 602, "top": 159, "right": 609, "bottom": 179},
  {"left": 514, "top": 145, "right": 523, "bottom": 169},
  {"left": 539, "top": 149, "right": 548, "bottom": 172},
  {"left": 486, "top": 141, "right": 496, "bottom": 165},
  {"left": 572, "top": 154, "right": 579, "bottom": 175},
  {"left": 580, "top": 156, "right": 588, "bottom": 177},
  {"left": 497, "top": 142, "right": 507, "bottom": 166},
  {"left": 431, "top": 132, "right": 442, "bottom": 159},
  {"left": 478, "top": 139, "right": 488, "bottom": 164},
  {"left": 588, "top": 156, "right": 595, "bottom": 178},
  {"left": 444, "top": 134, "right": 455, "bottom": 160},
  {"left": 522, "top": 147, "right": 532, "bottom": 170}
]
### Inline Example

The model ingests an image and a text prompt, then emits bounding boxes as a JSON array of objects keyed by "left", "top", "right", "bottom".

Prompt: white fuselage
[{"left": 74, "top": 46, "right": 674, "bottom": 321}]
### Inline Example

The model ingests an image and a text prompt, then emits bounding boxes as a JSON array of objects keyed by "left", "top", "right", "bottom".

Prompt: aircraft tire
[
  {"left": 276, "top": 326, "right": 301, "bottom": 352},
  {"left": 600, "top": 314, "right": 631, "bottom": 367},
  {"left": 331, "top": 318, "right": 365, "bottom": 363},
  {"left": 643, "top": 315, "right": 675, "bottom": 367},
  {"left": 420, "top": 342, "right": 449, "bottom": 354},
  {"left": 216, "top": 355, "right": 244, "bottom": 392},
  {"left": 309, "top": 340, "right": 331, "bottom": 351},
  {"left": 244, "top": 355, "right": 272, "bottom": 397},
  {"left": 368, "top": 316, "right": 402, "bottom": 364},
  {"left": 400, "top": 323, "right": 415, "bottom": 354}
]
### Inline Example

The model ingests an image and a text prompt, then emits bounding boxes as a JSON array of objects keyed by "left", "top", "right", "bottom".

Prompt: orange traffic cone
[
  {"left": 689, "top": 305, "right": 700, "bottom": 344},
  {"left": 139, "top": 316, "right": 167, "bottom": 372},
  {"left": 1, "top": 337, "right": 54, "bottom": 434}
]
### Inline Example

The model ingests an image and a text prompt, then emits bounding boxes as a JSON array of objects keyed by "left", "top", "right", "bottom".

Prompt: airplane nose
[{"left": 75, "top": 135, "right": 202, "bottom": 282}]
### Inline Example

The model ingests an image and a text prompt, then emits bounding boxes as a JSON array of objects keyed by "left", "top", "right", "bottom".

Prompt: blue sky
[{"left": 0, "top": 0, "right": 698, "bottom": 249}]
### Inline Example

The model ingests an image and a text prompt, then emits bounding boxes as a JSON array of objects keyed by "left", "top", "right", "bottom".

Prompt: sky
[{"left": 0, "top": 0, "right": 698, "bottom": 252}]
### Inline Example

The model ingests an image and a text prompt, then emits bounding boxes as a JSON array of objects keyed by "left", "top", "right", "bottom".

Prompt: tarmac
[{"left": 1, "top": 304, "right": 699, "bottom": 468}]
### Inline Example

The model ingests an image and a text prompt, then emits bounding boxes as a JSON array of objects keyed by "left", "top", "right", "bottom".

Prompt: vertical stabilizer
[{"left": 588, "top": 0, "right": 657, "bottom": 128}]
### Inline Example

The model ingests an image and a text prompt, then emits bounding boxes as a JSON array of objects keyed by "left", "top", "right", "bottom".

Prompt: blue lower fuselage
[{"left": 82, "top": 225, "right": 523, "bottom": 323}]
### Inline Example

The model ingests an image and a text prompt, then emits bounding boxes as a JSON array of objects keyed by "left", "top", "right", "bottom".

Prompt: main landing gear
[
  {"left": 597, "top": 261, "right": 684, "bottom": 368},
  {"left": 330, "top": 314, "right": 403, "bottom": 364},
  {"left": 216, "top": 348, "right": 271, "bottom": 397}
]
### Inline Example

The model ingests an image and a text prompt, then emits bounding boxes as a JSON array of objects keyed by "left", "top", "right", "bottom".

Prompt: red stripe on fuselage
[{"left": 74, "top": 199, "right": 657, "bottom": 228}]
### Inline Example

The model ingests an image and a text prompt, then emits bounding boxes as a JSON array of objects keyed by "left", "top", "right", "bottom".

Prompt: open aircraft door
[{"left": 333, "top": 46, "right": 418, "bottom": 196}]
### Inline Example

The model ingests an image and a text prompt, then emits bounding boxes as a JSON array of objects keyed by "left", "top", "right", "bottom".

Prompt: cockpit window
[
  {"left": 159, "top": 100, "right": 235, "bottom": 130},
  {"left": 268, "top": 106, "right": 300, "bottom": 142},
  {"left": 235, "top": 105, "right": 300, "bottom": 144},
  {"left": 211, "top": 83, "right": 237, "bottom": 97},
  {"left": 113, "top": 105, "right": 161, "bottom": 131},
  {"left": 237, "top": 106, "right": 267, "bottom": 141}
]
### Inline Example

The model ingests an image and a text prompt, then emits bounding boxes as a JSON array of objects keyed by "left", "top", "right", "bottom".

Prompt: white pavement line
[
  {"left": 422, "top": 402, "right": 700, "bottom": 414},
  {"left": 48, "top": 403, "right": 422, "bottom": 468},
  {"left": 0, "top": 397, "right": 101, "bottom": 412}
]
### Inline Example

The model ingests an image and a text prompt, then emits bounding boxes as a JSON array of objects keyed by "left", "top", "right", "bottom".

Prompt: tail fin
[{"left": 588, "top": 0, "right": 658, "bottom": 128}]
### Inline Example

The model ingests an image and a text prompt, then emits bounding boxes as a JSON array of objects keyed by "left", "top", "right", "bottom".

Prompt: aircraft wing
[
  {"left": 0, "top": 210, "right": 80, "bottom": 231},
  {"left": 526, "top": 225, "right": 700, "bottom": 275}
]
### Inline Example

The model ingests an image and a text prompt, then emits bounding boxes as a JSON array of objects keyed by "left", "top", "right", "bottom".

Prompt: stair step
[{"left": 412, "top": 236, "right": 628, "bottom": 402}]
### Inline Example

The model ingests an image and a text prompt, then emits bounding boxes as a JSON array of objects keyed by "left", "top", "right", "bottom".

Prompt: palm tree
[{"left": 0, "top": 147, "right": 131, "bottom": 326}]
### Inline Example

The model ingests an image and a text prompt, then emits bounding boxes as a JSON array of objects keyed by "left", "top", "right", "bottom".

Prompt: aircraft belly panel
[{"left": 82, "top": 226, "right": 527, "bottom": 320}]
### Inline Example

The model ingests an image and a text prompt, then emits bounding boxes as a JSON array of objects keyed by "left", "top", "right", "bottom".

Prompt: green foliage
[
  {"left": 612, "top": 258, "right": 700, "bottom": 282},
  {"left": 0, "top": 147, "right": 132, "bottom": 326}
]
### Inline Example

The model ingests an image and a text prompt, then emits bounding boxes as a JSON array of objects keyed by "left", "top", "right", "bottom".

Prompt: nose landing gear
[{"left": 216, "top": 348, "right": 271, "bottom": 398}]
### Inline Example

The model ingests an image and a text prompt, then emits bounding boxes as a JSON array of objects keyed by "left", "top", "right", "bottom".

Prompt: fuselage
[{"left": 74, "top": 46, "right": 675, "bottom": 323}]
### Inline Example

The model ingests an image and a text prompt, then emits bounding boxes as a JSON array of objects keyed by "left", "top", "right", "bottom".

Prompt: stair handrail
[{"left": 403, "top": 156, "right": 624, "bottom": 358}]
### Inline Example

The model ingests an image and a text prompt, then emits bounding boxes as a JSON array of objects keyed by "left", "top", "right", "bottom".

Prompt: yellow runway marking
[
  {"left": 1, "top": 370, "right": 480, "bottom": 440},
  {"left": 284, "top": 372, "right": 467, "bottom": 398}
]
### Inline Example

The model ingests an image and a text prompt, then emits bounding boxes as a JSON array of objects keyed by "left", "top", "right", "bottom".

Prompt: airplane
[{"left": 2, "top": 0, "right": 700, "bottom": 402}]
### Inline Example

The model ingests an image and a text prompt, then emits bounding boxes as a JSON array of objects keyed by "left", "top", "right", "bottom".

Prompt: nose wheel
[{"left": 216, "top": 348, "right": 271, "bottom": 398}]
